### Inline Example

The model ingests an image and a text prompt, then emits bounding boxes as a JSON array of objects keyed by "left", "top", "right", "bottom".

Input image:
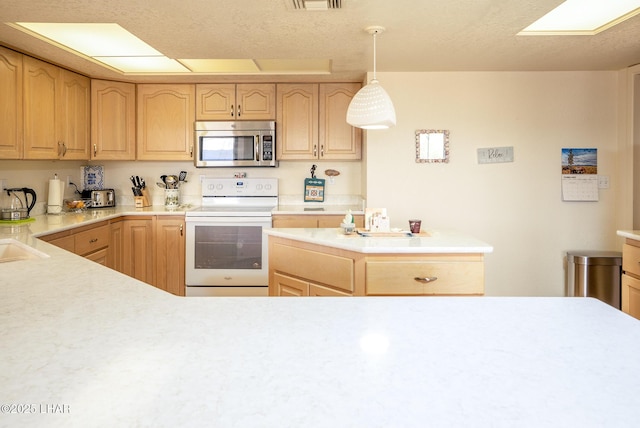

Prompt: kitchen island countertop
[
  {"left": 264, "top": 227, "right": 494, "bottom": 254},
  {"left": 1, "top": 218, "right": 639, "bottom": 426},
  {"left": 2, "top": 257, "right": 640, "bottom": 427},
  {"left": 617, "top": 230, "right": 640, "bottom": 240}
]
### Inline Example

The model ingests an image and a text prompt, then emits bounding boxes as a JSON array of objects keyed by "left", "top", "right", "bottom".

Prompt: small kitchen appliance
[
  {"left": 194, "top": 121, "right": 277, "bottom": 168},
  {"left": 185, "top": 177, "right": 278, "bottom": 296},
  {"left": 1, "top": 188, "right": 37, "bottom": 220},
  {"left": 81, "top": 189, "right": 116, "bottom": 208}
]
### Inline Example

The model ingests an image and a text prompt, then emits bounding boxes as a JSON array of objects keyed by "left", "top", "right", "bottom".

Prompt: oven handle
[{"left": 185, "top": 216, "right": 273, "bottom": 226}]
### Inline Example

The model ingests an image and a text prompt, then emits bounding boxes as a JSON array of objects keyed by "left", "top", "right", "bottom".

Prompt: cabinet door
[
  {"left": 156, "top": 216, "right": 185, "bottom": 296},
  {"left": 137, "top": 84, "right": 195, "bottom": 160},
  {"left": 236, "top": 84, "right": 275, "bottom": 120},
  {"left": 108, "top": 219, "right": 124, "bottom": 272},
  {"left": 123, "top": 217, "right": 156, "bottom": 285},
  {"left": 85, "top": 248, "right": 109, "bottom": 266},
  {"left": 319, "top": 83, "right": 362, "bottom": 160},
  {"left": 91, "top": 79, "right": 136, "bottom": 160},
  {"left": 622, "top": 273, "right": 640, "bottom": 320},
  {"left": 58, "top": 70, "right": 90, "bottom": 160},
  {"left": 23, "top": 56, "right": 59, "bottom": 159},
  {"left": 0, "top": 46, "right": 23, "bottom": 159},
  {"left": 309, "top": 283, "right": 351, "bottom": 296},
  {"left": 273, "top": 272, "right": 309, "bottom": 296},
  {"left": 276, "top": 83, "right": 318, "bottom": 160},
  {"left": 195, "top": 83, "right": 235, "bottom": 120}
]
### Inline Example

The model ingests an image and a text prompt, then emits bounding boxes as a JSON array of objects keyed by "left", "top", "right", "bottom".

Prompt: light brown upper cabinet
[
  {"left": 0, "top": 46, "right": 23, "bottom": 159},
  {"left": 319, "top": 83, "right": 362, "bottom": 160},
  {"left": 276, "top": 83, "right": 361, "bottom": 160},
  {"left": 137, "top": 84, "right": 195, "bottom": 161},
  {"left": 196, "top": 83, "right": 276, "bottom": 120},
  {"left": 23, "top": 56, "right": 90, "bottom": 160},
  {"left": 91, "top": 79, "right": 136, "bottom": 160}
]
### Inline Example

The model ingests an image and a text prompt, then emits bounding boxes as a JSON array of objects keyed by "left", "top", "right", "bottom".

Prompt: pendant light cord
[{"left": 372, "top": 30, "right": 377, "bottom": 82}]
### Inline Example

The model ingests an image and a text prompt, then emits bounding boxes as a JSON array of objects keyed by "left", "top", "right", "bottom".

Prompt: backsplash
[{"left": 0, "top": 159, "right": 363, "bottom": 213}]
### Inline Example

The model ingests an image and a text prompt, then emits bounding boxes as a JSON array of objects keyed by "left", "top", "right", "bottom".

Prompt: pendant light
[{"left": 346, "top": 26, "right": 396, "bottom": 130}]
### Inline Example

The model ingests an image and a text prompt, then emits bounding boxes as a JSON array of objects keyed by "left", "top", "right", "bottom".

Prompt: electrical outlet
[
  {"left": 67, "top": 176, "right": 73, "bottom": 187},
  {"left": 0, "top": 179, "right": 7, "bottom": 190}
]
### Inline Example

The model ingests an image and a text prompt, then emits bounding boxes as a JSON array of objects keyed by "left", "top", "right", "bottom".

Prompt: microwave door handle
[{"left": 255, "top": 135, "right": 260, "bottom": 161}]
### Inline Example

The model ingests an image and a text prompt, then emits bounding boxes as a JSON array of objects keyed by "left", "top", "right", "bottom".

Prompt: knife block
[{"left": 134, "top": 188, "right": 151, "bottom": 208}]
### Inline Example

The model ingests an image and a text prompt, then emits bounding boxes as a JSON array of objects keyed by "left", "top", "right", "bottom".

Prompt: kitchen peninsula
[
  {"left": 3, "top": 219, "right": 640, "bottom": 426},
  {"left": 264, "top": 228, "right": 493, "bottom": 296}
]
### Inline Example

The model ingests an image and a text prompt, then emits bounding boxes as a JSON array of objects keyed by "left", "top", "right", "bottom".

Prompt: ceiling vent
[{"left": 292, "top": 0, "right": 342, "bottom": 10}]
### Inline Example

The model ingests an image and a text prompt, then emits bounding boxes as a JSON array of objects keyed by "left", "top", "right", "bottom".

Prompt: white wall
[{"left": 365, "top": 71, "right": 622, "bottom": 297}]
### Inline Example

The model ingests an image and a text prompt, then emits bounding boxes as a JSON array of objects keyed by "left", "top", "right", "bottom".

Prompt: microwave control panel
[{"left": 262, "top": 135, "right": 273, "bottom": 161}]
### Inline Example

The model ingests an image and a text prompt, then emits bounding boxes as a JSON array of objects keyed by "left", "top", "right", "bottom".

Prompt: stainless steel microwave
[{"left": 194, "top": 121, "right": 277, "bottom": 168}]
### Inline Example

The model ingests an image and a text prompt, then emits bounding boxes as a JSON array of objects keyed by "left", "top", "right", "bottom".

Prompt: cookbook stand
[{"left": 134, "top": 188, "right": 151, "bottom": 208}]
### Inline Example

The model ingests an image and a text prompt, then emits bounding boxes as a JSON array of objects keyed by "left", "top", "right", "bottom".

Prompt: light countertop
[
  {"left": 617, "top": 230, "right": 640, "bottom": 240},
  {"left": 0, "top": 205, "right": 191, "bottom": 242},
  {"left": 1, "top": 214, "right": 639, "bottom": 426},
  {"left": 264, "top": 227, "right": 494, "bottom": 254},
  {"left": 2, "top": 263, "right": 640, "bottom": 428}
]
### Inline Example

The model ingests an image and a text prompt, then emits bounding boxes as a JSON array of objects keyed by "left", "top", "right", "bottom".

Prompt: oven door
[{"left": 185, "top": 216, "right": 271, "bottom": 288}]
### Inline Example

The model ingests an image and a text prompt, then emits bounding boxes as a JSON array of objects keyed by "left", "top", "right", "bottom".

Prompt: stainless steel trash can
[{"left": 566, "top": 251, "right": 622, "bottom": 309}]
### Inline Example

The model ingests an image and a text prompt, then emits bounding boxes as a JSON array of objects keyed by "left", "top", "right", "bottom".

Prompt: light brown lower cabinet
[
  {"left": 155, "top": 216, "right": 185, "bottom": 296},
  {"left": 273, "top": 214, "right": 364, "bottom": 228},
  {"left": 122, "top": 216, "right": 156, "bottom": 285},
  {"left": 40, "top": 215, "right": 185, "bottom": 296},
  {"left": 273, "top": 272, "right": 351, "bottom": 297},
  {"left": 622, "top": 239, "right": 640, "bottom": 320},
  {"left": 40, "top": 220, "right": 110, "bottom": 266},
  {"left": 269, "top": 236, "right": 485, "bottom": 297}
]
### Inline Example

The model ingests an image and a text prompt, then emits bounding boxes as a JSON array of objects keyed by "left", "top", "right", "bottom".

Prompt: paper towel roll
[{"left": 48, "top": 176, "right": 63, "bottom": 214}]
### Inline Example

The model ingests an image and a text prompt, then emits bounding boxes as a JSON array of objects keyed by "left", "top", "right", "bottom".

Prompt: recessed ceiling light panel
[
  {"left": 519, "top": 0, "right": 640, "bottom": 35},
  {"left": 15, "top": 22, "right": 161, "bottom": 56}
]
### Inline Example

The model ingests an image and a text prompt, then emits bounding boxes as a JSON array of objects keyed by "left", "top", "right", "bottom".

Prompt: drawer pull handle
[
  {"left": 414, "top": 276, "right": 438, "bottom": 283},
  {"left": 89, "top": 238, "right": 98, "bottom": 243}
]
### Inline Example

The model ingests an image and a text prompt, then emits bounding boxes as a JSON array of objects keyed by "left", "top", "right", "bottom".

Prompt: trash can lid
[{"left": 567, "top": 251, "right": 622, "bottom": 265}]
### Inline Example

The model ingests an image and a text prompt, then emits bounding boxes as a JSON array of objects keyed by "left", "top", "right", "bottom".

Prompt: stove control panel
[{"left": 202, "top": 178, "right": 278, "bottom": 197}]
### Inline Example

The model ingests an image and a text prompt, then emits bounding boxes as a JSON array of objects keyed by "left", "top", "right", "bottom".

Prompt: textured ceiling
[{"left": 1, "top": 0, "right": 639, "bottom": 83}]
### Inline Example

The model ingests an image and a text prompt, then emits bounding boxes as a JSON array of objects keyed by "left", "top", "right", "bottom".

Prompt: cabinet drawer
[
  {"left": 271, "top": 242, "right": 354, "bottom": 292},
  {"left": 623, "top": 243, "right": 640, "bottom": 277},
  {"left": 74, "top": 225, "right": 110, "bottom": 256},
  {"left": 85, "top": 247, "right": 109, "bottom": 265},
  {"left": 622, "top": 273, "right": 640, "bottom": 320},
  {"left": 366, "top": 259, "right": 484, "bottom": 295}
]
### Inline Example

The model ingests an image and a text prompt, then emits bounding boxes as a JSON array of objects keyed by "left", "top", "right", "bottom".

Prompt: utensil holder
[
  {"left": 134, "top": 188, "right": 151, "bottom": 208},
  {"left": 164, "top": 189, "right": 179, "bottom": 207}
]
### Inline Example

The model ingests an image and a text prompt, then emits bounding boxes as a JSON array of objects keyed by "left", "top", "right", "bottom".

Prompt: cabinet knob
[
  {"left": 414, "top": 276, "right": 438, "bottom": 283},
  {"left": 89, "top": 238, "right": 98, "bottom": 243}
]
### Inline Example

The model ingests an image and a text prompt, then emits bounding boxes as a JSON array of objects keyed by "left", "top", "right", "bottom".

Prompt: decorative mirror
[{"left": 416, "top": 129, "right": 450, "bottom": 163}]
